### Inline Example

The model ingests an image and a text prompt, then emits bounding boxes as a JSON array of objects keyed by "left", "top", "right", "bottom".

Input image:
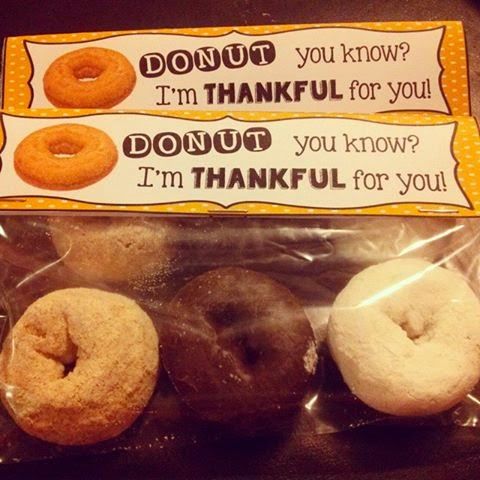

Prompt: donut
[
  {"left": 328, "top": 258, "right": 480, "bottom": 416},
  {"left": 14, "top": 124, "right": 117, "bottom": 190},
  {"left": 48, "top": 216, "right": 176, "bottom": 284},
  {"left": 0, "top": 288, "right": 159, "bottom": 445},
  {"left": 162, "top": 267, "right": 317, "bottom": 424},
  {"left": 43, "top": 47, "right": 136, "bottom": 108}
]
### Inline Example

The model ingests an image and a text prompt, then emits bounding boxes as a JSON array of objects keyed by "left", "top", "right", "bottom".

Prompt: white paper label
[
  {"left": 25, "top": 27, "right": 449, "bottom": 113},
  {"left": 0, "top": 114, "right": 469, "bottom": 211}
]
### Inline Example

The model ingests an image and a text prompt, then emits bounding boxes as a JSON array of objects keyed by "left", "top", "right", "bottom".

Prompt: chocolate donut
[{"left": 162, "top": 267, "right": 317, "bottom": 424}]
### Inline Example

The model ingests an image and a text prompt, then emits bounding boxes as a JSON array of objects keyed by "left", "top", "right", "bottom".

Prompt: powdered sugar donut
[{"left": 328, "top": 258, "right": 480, "bottom": 416}]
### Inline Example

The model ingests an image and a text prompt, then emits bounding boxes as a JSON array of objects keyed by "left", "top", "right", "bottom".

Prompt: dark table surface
[{"left": 1, "top": 1, "right": 480, "bottom": 479}]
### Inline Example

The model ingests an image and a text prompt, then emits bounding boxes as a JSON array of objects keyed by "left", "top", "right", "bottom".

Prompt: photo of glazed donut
[
  {"left": 43, "top": 47, "right": 136, "bottom": 108},
  {"left": 14, "top": 123, "right": 118, "bottom": 190}
]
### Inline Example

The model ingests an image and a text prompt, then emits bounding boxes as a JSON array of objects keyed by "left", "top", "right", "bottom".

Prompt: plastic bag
[{"left": 0, "top": 214, "right": 479, "bottom": 463}]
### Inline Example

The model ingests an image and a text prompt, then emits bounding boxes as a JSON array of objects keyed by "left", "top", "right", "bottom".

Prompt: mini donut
[
  {"left": 326, "top": 217, "right": 457, "bottom": 267},
  {"left": 48, "top": 216, "right": 175, "bottom": 284},
  {"left": 43, "top": 47, "right": 136, "bottom": 108},
  {"left": 162, "top": 267, "right": 317, "bottom": 424},
  {"left": 0, "top": 288, "right": 159, "bottom": 445},
  {"left": 328, "top": 258, "right": 480, "bottom": 416},
  {"left": 14, "top": 124, "right": 117, "bottom": 190}
]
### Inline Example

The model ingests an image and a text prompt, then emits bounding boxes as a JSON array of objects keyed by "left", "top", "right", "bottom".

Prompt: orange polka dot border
[
  {"left": 0, "top": 109, "right": 479, "bottom": 217},
  {"left": 1, "top": 21, "right": 470, "bottom": 115}
]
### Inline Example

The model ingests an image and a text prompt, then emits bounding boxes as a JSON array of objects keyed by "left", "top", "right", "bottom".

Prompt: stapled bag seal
[{"left": 0, "top": 22, "right": 470, "bottom": 114}]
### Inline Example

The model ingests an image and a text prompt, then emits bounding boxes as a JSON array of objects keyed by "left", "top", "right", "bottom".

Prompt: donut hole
[
  {"left": 208, "top": 303, "right": 250, "bottom": 330},
  {"left": 48, "top": 139, "right": 84, "bottom": 158},
  {"left": 25, "top": 321, "right": 79, "bottom": 377},
  {"left": 397, "top": 310, "right": 433, "bottom": 343},
  {"left": 220, "top": 331, "right": 265, "bottom": 371},
  {"left": 35, "top": 343, "right": 78, "bottom": 378},
  {"left": 73, "top": 64, "right": 104, "bottom": 82},
  {"left": 207, "top": 303, "right": 266, "bottom": 369},
  {"left": 61, "top": 356, "right": 77, "bottom": 377},
  {"left": 57, "top": 342, "right": 78, "bottom": 378},
  {"left": 236, "top": 334, "right": 264, "bottom": 367}
]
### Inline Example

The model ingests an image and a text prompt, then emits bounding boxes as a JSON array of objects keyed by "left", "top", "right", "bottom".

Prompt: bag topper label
[
  {"left": 1, "top": 22, "right": 469, "bottom": 114},
  {"left": 0, "top": 110, "right": 479, "bottom": 217}
]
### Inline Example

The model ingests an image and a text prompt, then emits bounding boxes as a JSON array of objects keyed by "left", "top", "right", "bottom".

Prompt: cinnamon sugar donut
[
  {"left": 162, "top": 267, "right": 317, "bottom": 424},
  {"left": 0, "top": 288, "right": 159, "bottom": 445},
  {"left": 48, "top": 216, "right": 175, "bottom": 284},
  {"left": 328, "top": 259, "right": 480, "bottom": 416},
  {"left": 14, "top": 124, "right": 117, "bottom": 190},
  {"left": 43, "top": 47, "right": 136, "bottom": 108}
]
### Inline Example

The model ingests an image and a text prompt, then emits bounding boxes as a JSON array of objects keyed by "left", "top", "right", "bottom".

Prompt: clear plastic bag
[{"left": 0, "top": 214, "right": 479, "bottom": 463}]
